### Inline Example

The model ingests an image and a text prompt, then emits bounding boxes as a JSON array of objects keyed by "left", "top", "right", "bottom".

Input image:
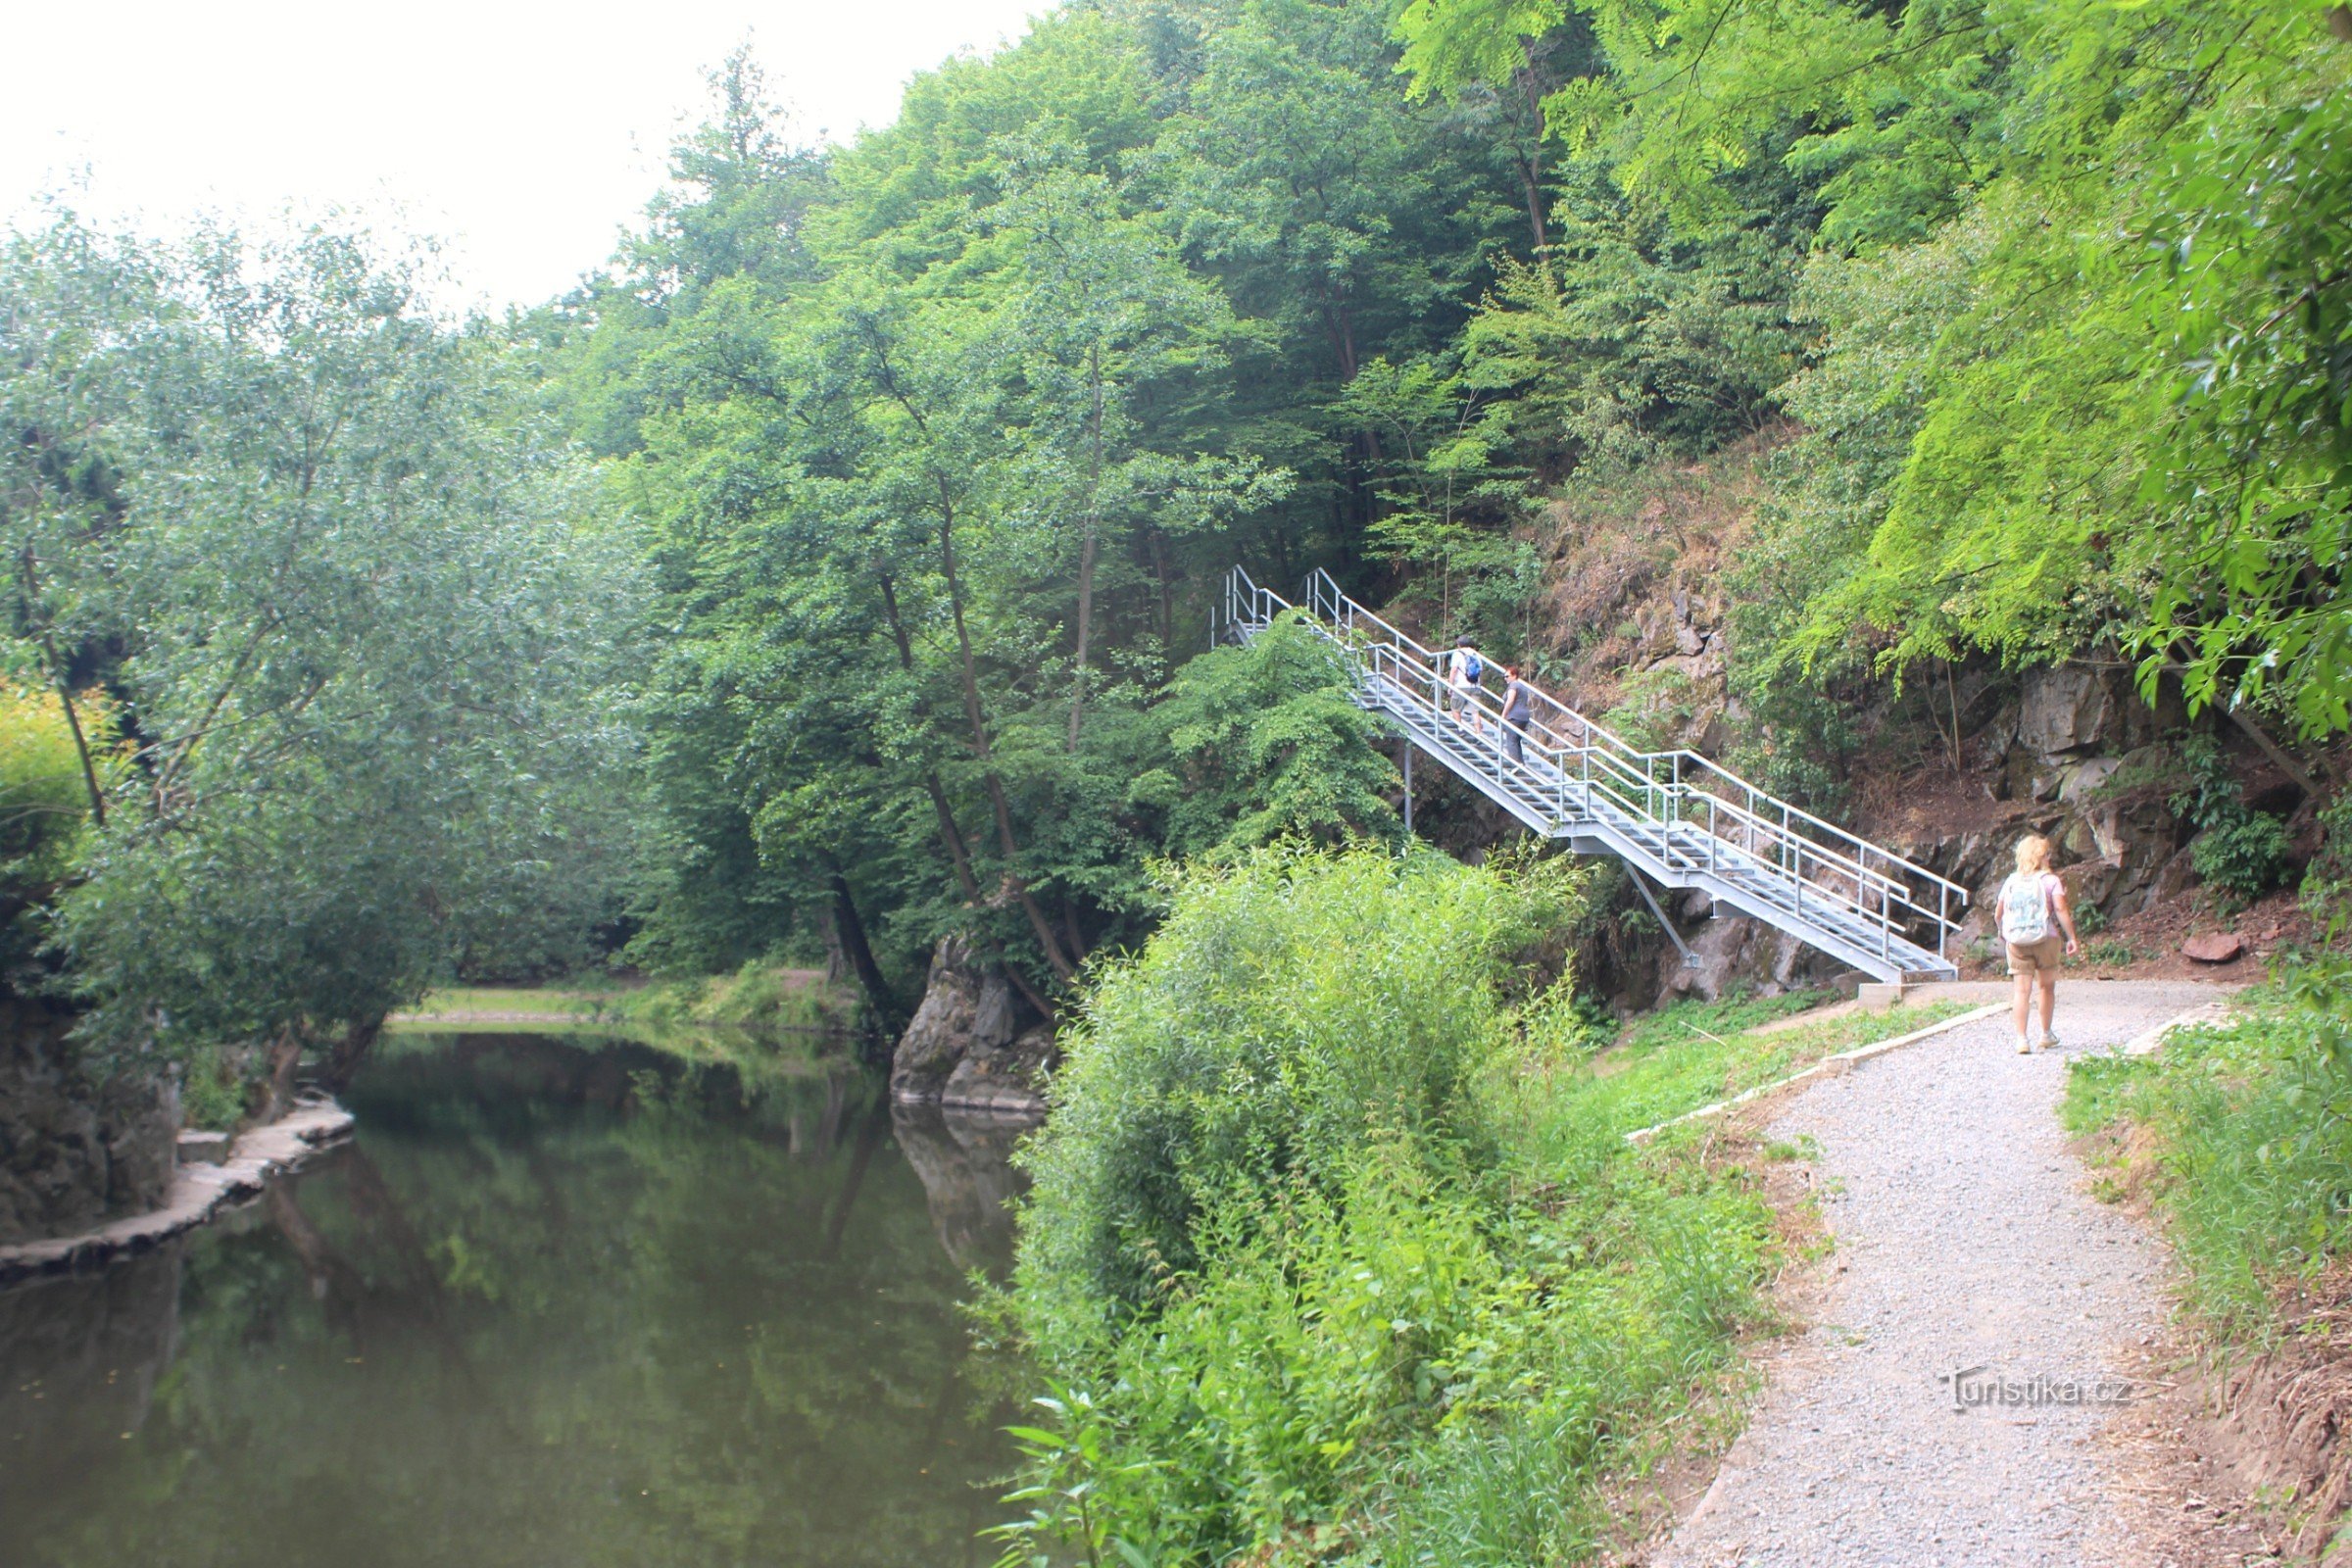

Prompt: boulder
[
  {"left": 2017, "top": 666, "right": 2115, "bottom": 759},
  {"left": 2182, "top": 931, "right": 2245, "bottom": 964},
  {"left": 0, "top": 1001, "right": 176, "bottom": 1246},
  {"left": 1656, "top": 912, "right": 1825, "bottom": 1004},
  {"left": 890, "top": 935, "right": 1019, "bottom": 1104},
  {"left": 939, "top": 1023, "right": 1057, "bottom": 1116}
]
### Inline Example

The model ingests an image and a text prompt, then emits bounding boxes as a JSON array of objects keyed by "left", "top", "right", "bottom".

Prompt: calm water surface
[{"left": 0, "top": 1033, "right": 1031, "bottom": 1567}]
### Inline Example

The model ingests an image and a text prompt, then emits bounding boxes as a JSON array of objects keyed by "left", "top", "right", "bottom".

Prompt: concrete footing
[{"left": 0, "top": 1096, "right": 354, "bottom": 1288}]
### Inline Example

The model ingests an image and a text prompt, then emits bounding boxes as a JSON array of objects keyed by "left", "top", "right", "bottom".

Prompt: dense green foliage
[
  {"left": 994, "top": 850, "right": 1962, "bottom": 1564},
  {"left": 0, "top": 218, "right": 642, "bottom": 1093},
  {"left": 547, "top": 22, "right": 1524, "bottom": 1005},
  {"left": 2172, "top": 734, "right": 2294, "bottom": 906},
  {"left": 548, "top": 3, "right": 2352, "bottom": 1004},
  {"left": 2067, "top": 961, "right": 2352, "bottom": 1339},
  {"left": 1011, "top": 849, "right": 1520, "bottom": 1351}
]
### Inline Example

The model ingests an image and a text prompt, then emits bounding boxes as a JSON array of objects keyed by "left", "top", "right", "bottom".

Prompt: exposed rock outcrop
[
  {"left": 0, "top": 1002, "right": 177, "bottom": 1248},
  {"left": 1657, "top": 906, "right": 1843, "bottom": 1004},
  {"left": 940, "top": 1023, "right": 1057, "bottom": 1115},
  {"left": 890, "top": 935, "right": 1056, "bottom": 1110}
]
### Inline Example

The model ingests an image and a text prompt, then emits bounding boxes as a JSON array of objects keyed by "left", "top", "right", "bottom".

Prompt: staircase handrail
[
  {"left": 1226, "top": 566, "right": 1967, "bottom": 961},
  {"left": 1308, "top": 571, "right": 1962, "bottom": 889}
]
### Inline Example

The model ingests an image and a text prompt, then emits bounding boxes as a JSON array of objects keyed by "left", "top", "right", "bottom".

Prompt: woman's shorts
[{"left": 2006, "top": 933, "right": 2064, "bottom": 977}]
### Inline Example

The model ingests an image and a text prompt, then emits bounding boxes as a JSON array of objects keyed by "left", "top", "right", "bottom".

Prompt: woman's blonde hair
[{"left": 2014, "top": 833, "right": 2053, "bottom": 873}]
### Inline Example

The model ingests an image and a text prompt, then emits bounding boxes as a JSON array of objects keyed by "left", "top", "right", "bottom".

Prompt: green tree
[
  {"left": 1141, "top": 611, "right": 1401, "bottom": 856},
  {"left": 0, "top": 214, "right": 644, "bottom": 1104}
]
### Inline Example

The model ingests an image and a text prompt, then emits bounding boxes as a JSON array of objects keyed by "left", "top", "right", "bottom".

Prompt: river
[{"left": 0, "top": 1031, "right": 1033, "bottom": 1567}]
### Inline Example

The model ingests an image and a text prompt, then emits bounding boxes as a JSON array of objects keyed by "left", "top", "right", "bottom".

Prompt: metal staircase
[{"left": 1216, "top": 566, "right": 1966, "bottom": 983}]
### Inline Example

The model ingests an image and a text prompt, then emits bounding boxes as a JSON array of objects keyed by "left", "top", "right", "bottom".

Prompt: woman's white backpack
[{"left": 1997, "top": 872, "right": 2051, "bottom": 943}]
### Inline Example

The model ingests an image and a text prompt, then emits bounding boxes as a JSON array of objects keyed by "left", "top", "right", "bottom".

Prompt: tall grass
[{"left": 2065, "top": 961, "right": 2352, "bottom": 1340}]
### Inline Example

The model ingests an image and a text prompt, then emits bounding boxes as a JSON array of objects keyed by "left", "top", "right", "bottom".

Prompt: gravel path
[{"left": 1660, "top": 982, "right": 2229, "bottom": 1568}]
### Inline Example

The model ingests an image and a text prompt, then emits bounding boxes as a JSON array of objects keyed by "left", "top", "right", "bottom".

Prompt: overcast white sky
[{"left": 3, "top": 1, "right": 1044, "bottom": 309}]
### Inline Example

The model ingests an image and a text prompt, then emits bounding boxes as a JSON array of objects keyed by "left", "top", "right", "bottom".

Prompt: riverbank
[
  {"left": 0, "top": 1097, "right": 353, "bottom": 1287},
  {"left": 991, "top": 849, "right": 2015, "bottom": 1565},
  {"left": 388, "top": 966, "right": 849, "bottom": 1041}
]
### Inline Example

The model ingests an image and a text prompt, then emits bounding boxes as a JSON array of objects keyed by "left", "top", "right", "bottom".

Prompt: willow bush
[
  {"left": 996, "top": 848, "right": 1777, "bottom": 1567},
  {"left": 1011, "top": 847, "right": 1516, "bottom": 1352}
]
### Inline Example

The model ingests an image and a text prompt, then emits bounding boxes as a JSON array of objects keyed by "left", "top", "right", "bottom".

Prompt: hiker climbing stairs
[{"left": 1216, "top": 566, "right": 1966, "bottom": 984}]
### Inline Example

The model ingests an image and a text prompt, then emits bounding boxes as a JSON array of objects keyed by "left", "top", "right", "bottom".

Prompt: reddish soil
[{"left": 1951, "top": 883, "right": 2338, "bottom": 986}]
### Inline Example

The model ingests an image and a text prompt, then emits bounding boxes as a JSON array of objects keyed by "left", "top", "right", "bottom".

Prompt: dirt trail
[{"left": 1659, "top": 982, "right": 2232, "bottom": 1568}]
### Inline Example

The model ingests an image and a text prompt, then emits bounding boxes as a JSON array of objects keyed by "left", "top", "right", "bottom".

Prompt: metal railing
[{"left": 1223, "top": 565, "right": 1968, "bottom": 973}]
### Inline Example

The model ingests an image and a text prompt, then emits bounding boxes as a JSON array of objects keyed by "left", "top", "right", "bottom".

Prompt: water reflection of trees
[{"left": 0, "top": 1034, "right": 1024, "bottom": 1568}]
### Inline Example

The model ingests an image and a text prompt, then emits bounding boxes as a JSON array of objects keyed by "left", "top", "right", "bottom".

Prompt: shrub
[
  {"left": 2191, "top": 814, "right": 2292, "bottom": 907},
  {"left": 2080, "top": 937, "right": 2136, "bottom": 969},
  {"left": 1011, "top": 847, "right": 1513, "bottom": 1351},
  {"left": 2171, "top": 733, "right": 2291, "bottom": 907},
  {"left": 1141, "top": 612, "right": 1401, "bottom": 858}
]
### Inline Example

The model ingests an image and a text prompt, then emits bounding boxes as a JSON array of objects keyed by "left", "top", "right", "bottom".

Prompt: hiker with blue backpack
[
  {"left": 1998, "top": 833, "right": 2080, "bottom": 1054},
  {"left": 1446, "top": 638, "right": 1487, "bottom": 735}
]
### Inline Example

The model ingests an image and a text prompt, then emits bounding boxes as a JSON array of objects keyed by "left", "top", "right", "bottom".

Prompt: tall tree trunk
[
  {"left": 934, "top": 487, "right": 1079, "bottom": 983},
  {"left": 1067, "top": 347, "right": 1105, "bottom": 755},
  {"left": 50, "top": 671, "right": 107, "bottom": 827},
  {"left": 876, "top": 571, "right": 993, "bottom": 906},
  {"left": 319, "top": 1016, "right": 383, "bottom": 1092},
  {"left": 829, "top": 870, "right": 905, "bottom": 1043},
  {"left": 1515, "top": 47, "right": 1549, "bottom": 254}
]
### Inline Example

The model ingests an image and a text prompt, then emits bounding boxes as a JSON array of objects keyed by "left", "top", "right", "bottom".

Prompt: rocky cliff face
[
  {"left": 1391, "top": 430, "right": 2333, "bottom": 999},
  {"left": 889, "top": 936, "right": 1056, "bottom": 1113},
  {"left": 0, "top": 1002, "right": 177, "bottom": 1247},
  {"left": 1870, "top": 664, "right": 2208, "bottom": 940}
]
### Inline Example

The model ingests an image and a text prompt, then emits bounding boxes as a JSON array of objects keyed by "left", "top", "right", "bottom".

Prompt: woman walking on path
[
  {"left": 1498, "top": 664, "right": 1534, "bottom": 766},
  {"left": 1998, "top": 833, "right": 2079, "bottom": 1054}
]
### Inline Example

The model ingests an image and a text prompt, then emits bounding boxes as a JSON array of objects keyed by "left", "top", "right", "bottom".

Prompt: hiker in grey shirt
[{"left": 1498, "top": 665, "right": 1534, "bottom": 766}]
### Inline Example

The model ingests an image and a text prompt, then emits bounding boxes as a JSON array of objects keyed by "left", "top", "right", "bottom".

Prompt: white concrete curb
[
  {"left": 1625, "top": 1004, "right": 2009, "bottom": 1147},
  {"left": 2118, "top": 1002, "right": 2235, "bottom": 1057}
]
